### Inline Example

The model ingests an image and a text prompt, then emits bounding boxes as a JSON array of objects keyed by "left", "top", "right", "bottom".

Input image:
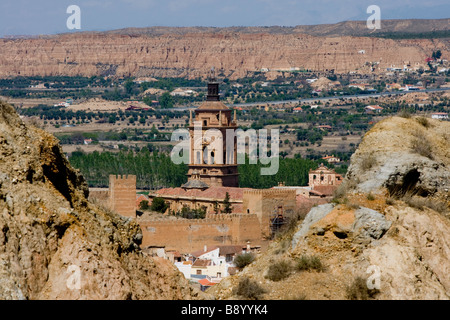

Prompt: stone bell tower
[{"left": 182, "top": 69, "right": 239, "bottom": 188}]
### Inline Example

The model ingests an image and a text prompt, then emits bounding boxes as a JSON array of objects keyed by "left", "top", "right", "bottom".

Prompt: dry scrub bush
[
  {"left": 346, "top": 276, "right": 380, "bottom": 300},
  {"left": 403, "top": 195, "right": 448, "bottom": 215},
  {"left": 415, "top": 116, "right": 431, "bottom": 128},
  {"left": 233, "top": 277, "right": 266, "bottom": 300},
  {"left": 266, "top": 260, "right": 292, "bottom": 282},
  {"left": 234, "top": 253, "right": 255, "bottom": 269},
  {"left": 411, "top": 136, "right": 433, "bottom": 159},
  {"left": 366, "top": 192, "right": 375, "bottom": 201},
  {"left": 296, "top": 255, "right": 326, "bottom": 272},
  {"left": 397, "top": 109, "right": 412, "bottom": 118},
  {"left": 360, "top": 153, "right": 377, "bottom": 171}
]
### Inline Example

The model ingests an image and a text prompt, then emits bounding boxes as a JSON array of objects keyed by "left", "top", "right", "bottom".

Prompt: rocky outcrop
[
  {"left": 346, "top": 116, "right": 450, "bottom": 197},
  {"left": 0, "top": 102, "right": 200, "bottom": 299},
  {"left": 0, "top": 31, "right": 448, "bottom": 79}
]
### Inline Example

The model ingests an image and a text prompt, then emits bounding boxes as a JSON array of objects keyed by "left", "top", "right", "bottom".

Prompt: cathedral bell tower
[{"left": 182, "top": 69, "right": 239, "bottom": 189}]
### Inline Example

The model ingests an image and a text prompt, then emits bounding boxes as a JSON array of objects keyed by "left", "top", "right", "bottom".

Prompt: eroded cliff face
[
  {"left": 0, "top": 32, "right": 448, "bottom": 79},
  {"left": 0, "top": 102, "right": 199, "bottom": 300},
  {"left": 210, "top": 117, "right": 450, "bottom": 300}
]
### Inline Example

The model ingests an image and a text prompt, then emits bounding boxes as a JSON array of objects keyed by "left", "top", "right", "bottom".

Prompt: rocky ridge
[
  {"left": 0, "top": 31, "right": 448, "bottom": 79},
  {"left": 0, "top": 102, "right": 200, "bottom": 299}
]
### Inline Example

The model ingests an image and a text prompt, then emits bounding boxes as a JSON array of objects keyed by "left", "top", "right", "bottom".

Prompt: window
[
  {"left": 196, "top": 269, "right": 202, "bottom": 275},
  {"left": 203, "top": 146, "right": 208, "bottom": 164},
  {"left": 203, "top": 120, "right": 207, "bottom": 127},
  {"left": 217, "top": 272, "right": 222, "bottom": 278}
]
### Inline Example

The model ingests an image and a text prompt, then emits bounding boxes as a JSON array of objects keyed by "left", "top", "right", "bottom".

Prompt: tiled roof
[
  {"left": 198, "top": 278, "right": 217, "bottom": 286},
  {"left": 181, "top": 179, "right": 209, "bottom": 189},
  {"left": 218, "top": 245, "right": 244, "bottom": 255},
  {"left": 313, "top": 185, "right": 338, "bottom": 196},
  {"left": 193, "top": 259, "right": 211, "bottom": 267},
  {"left": 196, "top": 101, "right": 230, "bottom": 111},
  {"left": 191, "top": 247, "right": 219, "bottom": 258}
]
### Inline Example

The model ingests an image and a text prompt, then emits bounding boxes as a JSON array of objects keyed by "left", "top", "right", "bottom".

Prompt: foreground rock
[{"left": 0, "top": 102, "right": 199, "bottom": 299}]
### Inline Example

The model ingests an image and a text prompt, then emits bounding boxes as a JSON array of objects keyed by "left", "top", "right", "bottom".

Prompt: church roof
[
  {"left": 181, "top": 179, "right": 210, "bottom": 190},
  {"left": 196, "top": 100, "right": 230, "bottom": 111}
]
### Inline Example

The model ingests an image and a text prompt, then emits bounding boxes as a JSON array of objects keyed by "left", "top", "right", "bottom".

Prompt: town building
[
  {"left": 322, "top": 154, "right": 341, "bottom": 164},
  {"left": 364, "top": 105, "right": 384, "bottom": 114},
  {"left": 431, "top": 112, "right": 449, "bottom": 120}
]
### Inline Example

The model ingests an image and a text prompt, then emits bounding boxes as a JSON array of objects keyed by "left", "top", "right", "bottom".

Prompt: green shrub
[
  {"left": 296, "top": 255, "right": 325, "bottom": 272},
  {"left": 139, "top": 200, "right": 149, "bottom": 210},
  {"left": 234, "top": 253, "right": 255, "bottom": 269},
  {"left": 233, "top": 277, "right": 265, "bottom": 300},
  {"left": 150, "top": 197, "right": 168, "bottom": 213},
  {"left": 266, "top": 260, "right": 292, "bottom": 281}
]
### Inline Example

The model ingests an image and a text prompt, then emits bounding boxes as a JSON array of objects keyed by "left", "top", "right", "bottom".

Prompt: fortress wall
[{"left": 139, "top": 213, "right": 262, "bottom": 253}]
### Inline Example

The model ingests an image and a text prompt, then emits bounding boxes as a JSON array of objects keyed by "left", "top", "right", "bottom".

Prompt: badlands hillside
[
  {"left": 0, "top": 102, "right": 201, "bottom": 299},
  {"left": 0, "top": 24, "right": 449, "bottom": 79},
  {"left": 210, "top": 116, "right": 450, "bottom": 300}
]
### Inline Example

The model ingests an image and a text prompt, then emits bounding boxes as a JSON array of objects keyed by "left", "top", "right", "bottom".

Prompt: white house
[
  {"left": 431, "top": 112, "right": 448, "bottom": 120},
  {"left": 364, "top": 105, "right": 384, "bottom": 113}
]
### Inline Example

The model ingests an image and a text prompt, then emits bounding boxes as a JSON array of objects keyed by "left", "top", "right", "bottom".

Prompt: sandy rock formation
[
  {"left": 0, "top": 32, "right": 447, "bottom": 79},
  {"left": 0, "top": 102, "right": 200, "bottom": 300},
  {"left": 346, "top": 116, "right": 450, "bottom": 197}
]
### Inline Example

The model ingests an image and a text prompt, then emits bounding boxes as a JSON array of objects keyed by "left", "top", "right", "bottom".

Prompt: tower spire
[{"left": 206, "top": 66, "right": 220, "bottom": 101}]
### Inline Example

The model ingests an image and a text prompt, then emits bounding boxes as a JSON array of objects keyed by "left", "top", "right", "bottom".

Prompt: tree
[
  {"left": 213, "top": 201, "right": 220, "bottom": 214},
  {"left": 150, "top": 197, "right": 168, "bottom": 213},
  {"left": 139, "top": 200, "right": 149, "bottom": 210},
  {"left": 432, "top": 50, "right": 442, "bottom": 60},
  {"left": 222, "top": 192, "right": 233, "bottom": 214},
  {"left": 124, "top": 79, "right": 135, "bottom": 95},
  {"left": 159, "top": 92, "right": 174, "bottom": 109}
]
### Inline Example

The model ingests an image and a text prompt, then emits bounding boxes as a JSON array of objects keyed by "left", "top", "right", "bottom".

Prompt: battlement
[
  {"left": 142, "top": 213, "right": 258, "bottom": 226},
  {"left": 109, "top": 174, "right": 136, "bottom": 182},
  {"left": 243, "top": 189, "right": 296, "bottom": 196}
]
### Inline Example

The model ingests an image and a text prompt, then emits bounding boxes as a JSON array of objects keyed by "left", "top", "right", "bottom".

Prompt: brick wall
[{"left": 139, "top": 213, "right": 262, "bottom": 253}]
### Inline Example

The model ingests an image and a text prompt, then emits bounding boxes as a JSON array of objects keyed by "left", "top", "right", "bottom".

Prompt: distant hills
[
  {"left": 102, "top": 18, "right": 450, "bottom": 38},
  {"left": 0, "top": 18, "right": 448, "bottom": 80}
]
